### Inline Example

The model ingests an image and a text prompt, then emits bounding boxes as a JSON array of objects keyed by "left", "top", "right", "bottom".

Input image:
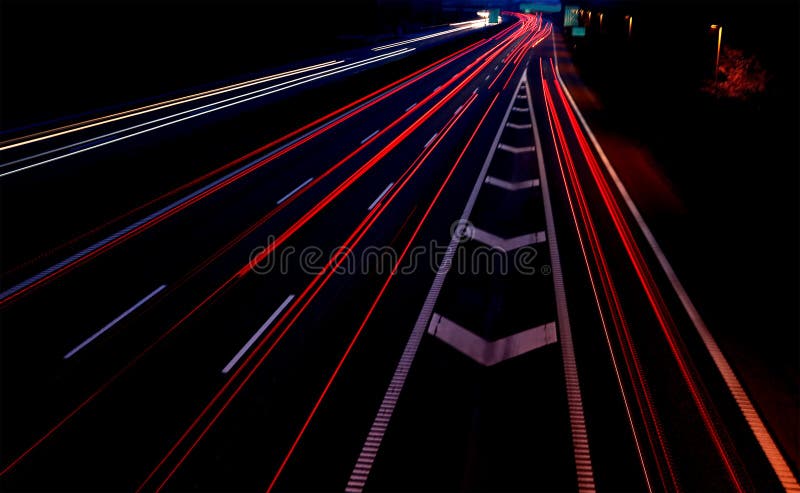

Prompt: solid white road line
[
  {"left": 551, "top": 37, "right": 800, "bottom": 492},
  {"left": 277, "top": 177, "right": 314, "bottom": 205},
  {"left": 346, "top": 72, "right": 526, "bottom": 493},
  {"left": 368, "top": 182, "right": 394, "bottom": 211},
  {"left": 0, "top": 49, "right": 414, "bottom": 179},
  {"left": 222, "top": 295, "right": 294, "bottom": 374},
  {"left": 360, "top": 129, "right": 380, "bottom": 145},
  {"left": 526, "top": 69, "right": 597, "bottom": 492},
  {"left": 63, "top": 284, "right": 166, "bottom": 360}
]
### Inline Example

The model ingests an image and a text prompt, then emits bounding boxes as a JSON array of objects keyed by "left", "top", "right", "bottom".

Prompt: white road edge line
[
  {"left": 346, "top": 70, "right": 526, "bottom": 493},
  {"left": 360, "top": 129, "right": 381, "bottom": 145},
  {"left": 368, "top": 182, "right": 395, "bottom": 211},
  {"left": 526, "top": 68, "right": 597, "bottom": 492},
  {"left": 552, "top": 35, "right": 800, "bottom": 492},
  {"left": 64, "top": 284, "right": 166, "bottom": 360},
  {"left": 277, "top": 177, "right": 314, "bottom": 205},
  {"left": 222, "top": 295, "right": 294, "bottom": 374}
]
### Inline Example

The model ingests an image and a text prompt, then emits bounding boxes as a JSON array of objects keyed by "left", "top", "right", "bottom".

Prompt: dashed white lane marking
[
  {"left": 511, "top": 106, "right": 529, "bottom": 112},
  {"left": 484, "top": 175, "right": 539, "bottom": 191},
  {"left": 468, "top": 226, "right": 546, "bottom": 251},
  {"left": 345, "top": 70, "right": 528, "bottom": 493},
  {"left": 276, "top": 177, "right": 313, "bottom": 205},
  {"left": 368, "top": 182, "right": 394, "bottom": 211},
  {"left": 427, "top": 313, "right": 557, "bottom": 366},
  {"left": 485, "top": 75, "right": 491, "bottom": 81},
  {"left": 526, "top": 68, "right": 596, "bottom": 492},
  {"left": 360, "top": 129, "right": 380, "bottom": 145},
  {"left": 423, "top": 132, "right": 439, "bottom": 149},
  {"left": 64, "top": 284, "right": 166, "bottom": 359},
  {"left": 222, "top": 295, "right": 294, "bottom": 373},
  {"left": 405, "top": 102, "right": 417, "bottom": 113}
]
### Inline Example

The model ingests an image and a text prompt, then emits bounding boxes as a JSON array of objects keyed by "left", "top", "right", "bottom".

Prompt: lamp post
[
  {"left": 625, "top": 15, "right": 633, "bottom": 40},
  {"left": 711, "top": 24, "right": 723, "bottom": 83}
]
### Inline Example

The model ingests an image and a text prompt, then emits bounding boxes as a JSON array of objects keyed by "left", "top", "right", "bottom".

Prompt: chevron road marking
[
  {"left": 497, "top": 143, "right": 536, "bottom": 153},
  {"left": 484, "top": 175, "right": 539, "bottom": 191},
  {"left": 427, "top": 313, "right": 557, "bottom": 366},
  {"left": 468, "top": 226, "right": 546, "bottom": 251}
]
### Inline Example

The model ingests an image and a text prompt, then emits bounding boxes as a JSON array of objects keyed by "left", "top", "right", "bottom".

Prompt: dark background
[{"left": 1, "top": 0, "right": 459, "bottom": 131}]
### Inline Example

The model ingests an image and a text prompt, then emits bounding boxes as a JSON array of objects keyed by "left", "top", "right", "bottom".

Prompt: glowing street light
[
  {"left": 625, "top": 15, "right": 633, "bottom": 39},
  {"left": 711, "top": 24, "right": 723, "bottom": 83}
]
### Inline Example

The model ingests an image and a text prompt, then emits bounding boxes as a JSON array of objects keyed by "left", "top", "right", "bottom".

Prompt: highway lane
[
  {"left": 2, "top": 11, "right": 797, "bottom": 493},
  {"left": 0, "top": 13, "right": 547, "bottom": 491},
  {"left": 0, "top": 17, "right": 532, "bottom": 390},
  {"left": 0, "top": 19, "right": 502, "bottom": 286}
]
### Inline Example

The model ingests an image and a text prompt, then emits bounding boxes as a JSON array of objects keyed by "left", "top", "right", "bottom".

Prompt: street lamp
[
  {"left": 625, "top": 15, "right": 633, "bottom": 39},
  {"left": 711, "top": 24, "right": 723, "bottom": 83}
]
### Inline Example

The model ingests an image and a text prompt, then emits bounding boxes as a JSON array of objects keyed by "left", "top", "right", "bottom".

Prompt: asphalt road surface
[{"left": 1, "top": 13, "right": 797, "bottom": 493}]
